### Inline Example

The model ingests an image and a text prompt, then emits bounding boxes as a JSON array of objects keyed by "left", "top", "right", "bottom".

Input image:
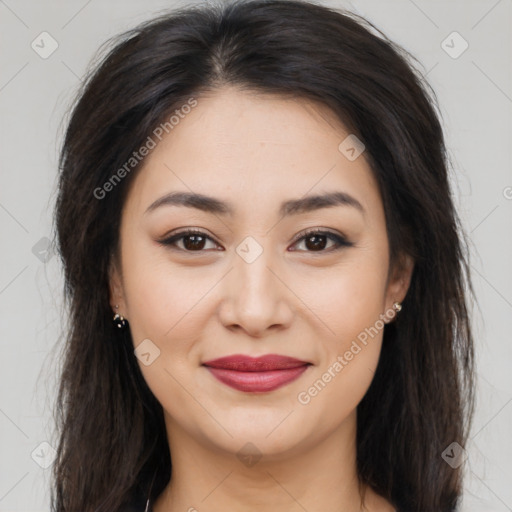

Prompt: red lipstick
[{"left": 202, "top": 354, "right": 311, "bottom": 392}]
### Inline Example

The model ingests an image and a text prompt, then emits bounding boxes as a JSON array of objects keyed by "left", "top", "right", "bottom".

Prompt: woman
[{"left": 52, "top": 0, "right": 475, "bottom": 510}]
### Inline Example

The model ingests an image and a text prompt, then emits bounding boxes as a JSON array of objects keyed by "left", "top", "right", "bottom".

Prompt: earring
[
  {"left": 113, "top": 304, "right": 128, "bottom": 329},
  {"left": 392, "top": 301, "right": 402, "bottom": 313}
]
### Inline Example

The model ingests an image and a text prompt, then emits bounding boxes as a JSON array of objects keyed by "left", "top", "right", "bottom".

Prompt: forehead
[{"left": 124, "top": 86, "right": 381, "bottom": 218}]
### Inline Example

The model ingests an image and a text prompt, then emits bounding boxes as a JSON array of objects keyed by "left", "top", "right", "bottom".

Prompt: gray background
[{"left": 0, "top": 0, "right": 511, "bottom": 510}]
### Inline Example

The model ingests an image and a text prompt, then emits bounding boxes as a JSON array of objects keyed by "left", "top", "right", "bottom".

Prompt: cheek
[
  {"left": 121, "top": 238, "right": 218, "bottom": 342},
  {"left": 121, "top": 248, "right": 216, "bottom": 423},
  {"left": 293, "top": 255, "right": 388, "bottom": 414},
  {"left": 295, "top": 303, "right": 385, "bottom": 438},
  {"left": 296, "top": 254, "right": 389, "bottom": 340}
]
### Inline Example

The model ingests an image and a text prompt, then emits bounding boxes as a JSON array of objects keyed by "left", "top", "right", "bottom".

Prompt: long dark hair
[{"left": 52, "top": 0, "right": 475, "bottom": 510}]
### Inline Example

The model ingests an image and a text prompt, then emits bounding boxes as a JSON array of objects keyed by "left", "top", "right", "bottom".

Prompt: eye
[
  {"left": 158, "top": 228, "right": 353, "bottom": 254},
  {"left": 159, "top": 229, "right": 222, "bottom": 252},
  {"left": 289, "top": 228, "right": 353, "bottom": 253}
]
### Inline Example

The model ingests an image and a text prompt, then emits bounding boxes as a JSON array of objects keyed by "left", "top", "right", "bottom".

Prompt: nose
[{"left": 217, "top": 239, "right": 294, "bottom": 338}]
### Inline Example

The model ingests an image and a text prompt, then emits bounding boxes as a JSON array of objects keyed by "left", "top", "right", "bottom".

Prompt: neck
[{"left": 152, "top": 410, "right": 382, "bottom": 512}]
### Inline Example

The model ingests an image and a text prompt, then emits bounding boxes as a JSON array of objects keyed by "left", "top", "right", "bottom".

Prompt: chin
[{"left": 201, "top": 410, "right": 320, "bottom": 460}]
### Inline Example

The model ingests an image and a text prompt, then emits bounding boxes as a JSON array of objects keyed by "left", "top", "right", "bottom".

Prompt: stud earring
[
  {"left": 113, "top": 304, "right": 128, "bottom": 329},
  {"left": 392, "top": 301, "right": 402, "bottom": 313}
]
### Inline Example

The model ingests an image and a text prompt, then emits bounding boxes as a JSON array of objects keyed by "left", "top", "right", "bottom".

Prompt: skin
[{"left": 109, "top": 86, "right": 414, "bottom": 512}]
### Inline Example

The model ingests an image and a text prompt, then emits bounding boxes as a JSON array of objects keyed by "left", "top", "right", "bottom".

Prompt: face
[{"left": 109, "top": 86, "right": 413, "bottom": 460}]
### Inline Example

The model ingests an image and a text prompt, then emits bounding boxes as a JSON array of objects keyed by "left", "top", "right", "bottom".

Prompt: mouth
[{"left": 202, "top": 354, "right": 312, "bottom": 393}]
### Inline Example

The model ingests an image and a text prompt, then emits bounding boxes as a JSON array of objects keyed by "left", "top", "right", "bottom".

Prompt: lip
[{"left": 202, "top": 354, "right": 311, "bottom": 393}]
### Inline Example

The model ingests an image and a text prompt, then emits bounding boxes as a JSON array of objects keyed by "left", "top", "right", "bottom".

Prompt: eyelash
[{"left": 158, "top": 228, "right": 353, "bottom": 254}]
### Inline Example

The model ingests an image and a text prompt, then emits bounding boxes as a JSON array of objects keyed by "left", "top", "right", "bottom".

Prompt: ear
[
  {"left": 384, "top": 252, "right": 414, "bottom": 319},
  {"left": 108, "top": 257, "right": 126, "bottom": 316}
]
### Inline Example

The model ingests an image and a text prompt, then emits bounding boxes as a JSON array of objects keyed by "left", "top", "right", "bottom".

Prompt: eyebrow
[{"left": 144, "top": 190, "right": 365, "bottom": 217}]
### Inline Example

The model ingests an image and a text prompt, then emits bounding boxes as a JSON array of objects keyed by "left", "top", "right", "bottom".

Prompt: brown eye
[
  {"left": 290, "top": 229, "right": 353, "bottom": 253},
  {"left": 303, "top": 233, "right": 330, "bottom": 251},
  {"left": 182, "top": 234, "right": 208, "bottom": 251},
  {"left": 160, "top": 229, "right": 221, "bottom": 252}
]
